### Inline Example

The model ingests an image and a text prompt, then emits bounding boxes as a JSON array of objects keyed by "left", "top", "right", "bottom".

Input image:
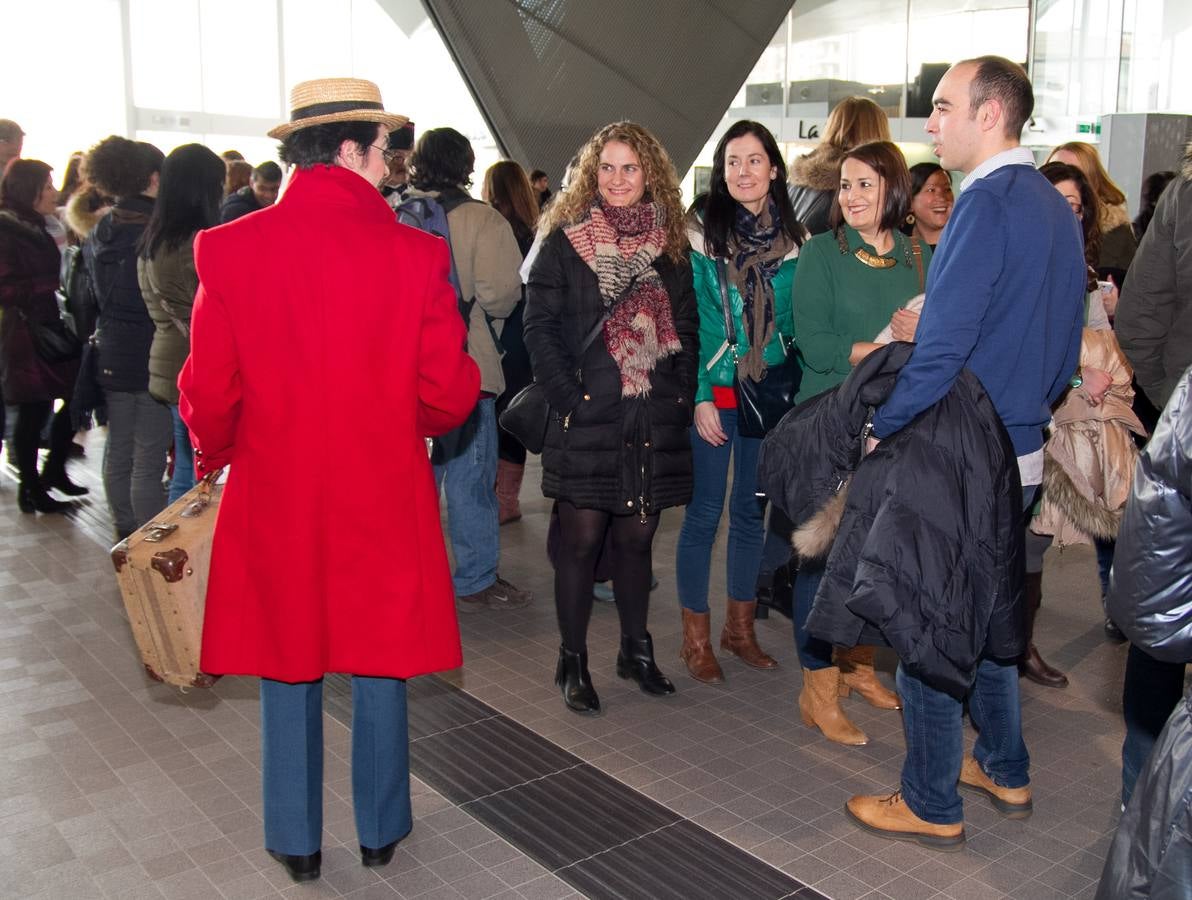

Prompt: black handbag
[
  {"left": 715, "top": 257, "right": 801, "bottom": 439},
  {"left": 19, "top": 309, "right": 83, "bottom": 364},
  {"left": 499, "top": 311, "right": 610, "bottom": 454}
]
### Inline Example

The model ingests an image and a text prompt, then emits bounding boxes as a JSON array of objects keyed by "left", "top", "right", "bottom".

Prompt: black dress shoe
[
  {"left": 361, "top": 837, "right": 402, "bottom": 867},
  {"left": 267, "top": 849, "right": 321, "bottom": 882},
  {"left": 555, "top": 646, "right": 601, "bottom": 715},
  {"left": 42, "top": 471, "right": 90, "bottom": 496},
  {"left": 1019, "top": 645, "right": 1068, "bottom": 688},
  {"left": 1104, "top": 617, "right": 1127, "bottom": 643},
  {"left": 616, "top": 633, "right": 676, "bottom": 696},
  {"left": 17, "top": 484, "right": 71, "bottom": 514}
]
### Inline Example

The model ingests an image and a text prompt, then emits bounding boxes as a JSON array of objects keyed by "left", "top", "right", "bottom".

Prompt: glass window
[
  {"left": 130, "top": 0, "right": 203, "bottom": 110},
  {"left": 199, "top": 0, "right": 281, "bottom": 118}
]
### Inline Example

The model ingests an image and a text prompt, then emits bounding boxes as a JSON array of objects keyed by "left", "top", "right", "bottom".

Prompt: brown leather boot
[
  {"left": 846, "top": 791, "right": 965, "bottom": 849},
  {"left": 958, "top": 756, "right": 1032, "bottom": 818},
  {"left": 680, "top": 609, "right": 724, "bottom": 684},
  {"left": 836, "top": 645, "right": 901, "bottom": 709},
  {"left": 799, "top": 667, "right": 868, "bottom": 745},
  {"left": 720, "top": 599, "right": 778, "bottom": 669},
  {"left": 1019, "top": 571, "right": 1068, "bottom": 688},
  {"left": 495, "top": 460, "right": 524, "bottom": 525}
]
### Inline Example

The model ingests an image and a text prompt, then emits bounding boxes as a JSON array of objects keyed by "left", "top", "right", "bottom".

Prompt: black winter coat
[
  {"left": 85, "top": 196, "right": 155, "bottom": 393},
  {"left": 757, "top": 342, "right": 1026, "bottom": 699},
  {"left": 219, "top": 186, "right": 261, "bottom": 224},
  {"left": 524, "top": 228, "right": 698, "bottom": 515}
]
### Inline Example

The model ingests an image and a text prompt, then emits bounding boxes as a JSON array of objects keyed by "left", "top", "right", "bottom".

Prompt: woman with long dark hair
[
  {"left": 0, "top": 159, "right": 87, "bottom": 512},
  {"left": 902, "top": 162, "right": 953, "bottom": 250},
  {"left": 675, "top": 120, "right": 802, "bottom": 684},
  {"left": 524, "top": 121, "right": 698, "bottom": 715},
  {"left": 483, "top": 159, "right": 539, "bottom": 524},
  {"left": 138, "top": 143, "right": 226, "bottom": 503},
  {"left": 791, "top": 140, "right": 930, "bottom": 745}
]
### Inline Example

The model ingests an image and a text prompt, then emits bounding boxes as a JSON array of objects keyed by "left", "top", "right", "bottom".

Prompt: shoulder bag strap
[
  {"left": 910, "top": 237, "right": 924, "bottom": 293},
  {"left": 715, "top": 257, "right": 737, "bottom": 351}
]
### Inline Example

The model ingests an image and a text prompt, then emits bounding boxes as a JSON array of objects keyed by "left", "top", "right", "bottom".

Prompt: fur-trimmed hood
[
  {"left": 0, "top": 207, "right": 51, "bottom": 243},
  {"left": 63, "top": 188, "right": 110, "bottom": 240},
  {"left": 789, "top": 144, "right": 845, "bottom": 192},
  {"left": 1100, "top": 199, "right": 1131, "bottom": 233}
]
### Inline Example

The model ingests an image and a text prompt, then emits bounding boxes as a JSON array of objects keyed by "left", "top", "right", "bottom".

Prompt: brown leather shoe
[
  {"left": 835, "top": 646, "right": 901, "bottom": 709},
  {"left": 845, "top": 791, "right": 965, "bottom": 850},
  {"left": 1020, "top": 644, "right": 1068, "bottom": 688},
  {"left": 720, "top": 599, "right": 778, "bottom": 669},
  {"left": 958, "top": 756, "right": 1033, "bottom": 818},
  {"left": 799, "top": 667, "right": 867, "bottom": 745},
  {"left": 680, "top": 609, "right": 724, "bottom": 684}
]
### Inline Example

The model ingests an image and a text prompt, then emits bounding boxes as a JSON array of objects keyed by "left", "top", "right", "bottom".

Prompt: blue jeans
[
  {"left": 260, "top": 676, "right": 411, "bottom": 855},
  {"left": 168, "top": 405, "right": 195, "bottom": 504},
  {"left": 897, "top": 484, "right": 1037, "bottom": 824},
  {"left": 433, "top": 398, "right": 499, "bottom": 596},
  {"left": 1094, "top": 537, "right": 1115, "bottom": 601},
  {"left": 675, "top": 408, "right": 764, "bottom": 611},
  {"left": 793, "top": 563, "right": 833, "bottom": 669}
]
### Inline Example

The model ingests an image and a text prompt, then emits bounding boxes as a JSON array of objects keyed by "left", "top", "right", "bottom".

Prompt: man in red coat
[{"left": 178, "top": 78, "right": 479, "bottom": 884}]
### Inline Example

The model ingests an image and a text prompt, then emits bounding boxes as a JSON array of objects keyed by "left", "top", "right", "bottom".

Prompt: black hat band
[{"left": 291, "top": 99, "right": 385, "bottom": 121}]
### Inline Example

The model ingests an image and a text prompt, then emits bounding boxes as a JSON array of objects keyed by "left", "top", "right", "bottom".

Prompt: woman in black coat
[
  {"left": 0, "top": 159, "right": 85, "bottom": 513},
  {"left": 524, "top": 121, "right": 698, "bottom": 715}
]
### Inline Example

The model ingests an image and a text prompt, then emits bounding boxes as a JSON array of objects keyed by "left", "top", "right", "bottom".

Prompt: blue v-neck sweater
[{"left": 872, "top": 163, "right": 1086, "bottom": 457}]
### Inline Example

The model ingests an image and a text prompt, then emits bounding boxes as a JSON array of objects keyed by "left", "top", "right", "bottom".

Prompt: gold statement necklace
[{"left": 836, "top": 225, "right": 902, "bottom": 269}]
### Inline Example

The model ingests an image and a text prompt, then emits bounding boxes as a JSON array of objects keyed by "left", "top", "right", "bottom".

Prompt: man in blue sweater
[{"left": 846, "top": 56, "right": 1085, "bottom": 848}]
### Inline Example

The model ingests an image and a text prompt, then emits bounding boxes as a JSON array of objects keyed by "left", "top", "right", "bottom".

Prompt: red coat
[{"left": 179, "top": 165, "right": 479, "bottom": 682}]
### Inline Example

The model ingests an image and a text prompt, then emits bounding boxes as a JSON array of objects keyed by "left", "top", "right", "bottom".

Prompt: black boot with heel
[
  {"left": 555, "top": 647, "right": 601, "bottom": 715},
  {"left": 616, "top": 633, "right": 676, "bottom": 696}
]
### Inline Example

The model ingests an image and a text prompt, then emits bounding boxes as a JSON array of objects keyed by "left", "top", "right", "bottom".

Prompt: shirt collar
[{"left": 960, "top": 146, "right": 1036, "bottom": 192}]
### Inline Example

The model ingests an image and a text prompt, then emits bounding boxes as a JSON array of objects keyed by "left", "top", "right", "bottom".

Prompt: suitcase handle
[{"left": 180, "top": 469, "right": 223, "bottom": 519}]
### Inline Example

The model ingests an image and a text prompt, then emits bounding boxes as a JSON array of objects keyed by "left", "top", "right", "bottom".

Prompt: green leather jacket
[{"left": 688, "top": 227, "right": 798, "bottom": 404}]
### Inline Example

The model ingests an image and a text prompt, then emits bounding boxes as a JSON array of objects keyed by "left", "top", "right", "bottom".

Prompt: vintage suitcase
[{"left": 111, "top": 473, "right": 223, "bottom": 688}]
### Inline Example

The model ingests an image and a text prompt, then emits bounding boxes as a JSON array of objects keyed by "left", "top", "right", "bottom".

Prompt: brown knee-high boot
[
  {"left": 496, "top": 459, "right": 524, "bottom": 525},
  {"left": 1019, "top": 571, "right": 1068, "bottom": 688}
]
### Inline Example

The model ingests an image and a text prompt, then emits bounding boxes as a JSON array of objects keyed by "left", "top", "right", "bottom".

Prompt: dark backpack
[
  {"left": 396, "top": 190, "right": 479, "bottom": 330},
  {"left": 56, "top": 243, "right": 98, "bottom": 340}
]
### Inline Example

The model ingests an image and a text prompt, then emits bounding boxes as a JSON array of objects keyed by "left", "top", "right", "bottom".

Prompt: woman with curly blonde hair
[{"left": 524, "top": 121, "right": 698, "bottom": 715}]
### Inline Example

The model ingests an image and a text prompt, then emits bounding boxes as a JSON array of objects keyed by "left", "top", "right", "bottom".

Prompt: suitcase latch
[{"left": 141, "top": 523, "right": 179, "bottom": 543}]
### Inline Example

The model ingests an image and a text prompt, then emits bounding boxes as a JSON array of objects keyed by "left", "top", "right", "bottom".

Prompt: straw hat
[{"left": 268, "top": 78, "right": 408, "bottom": 139}]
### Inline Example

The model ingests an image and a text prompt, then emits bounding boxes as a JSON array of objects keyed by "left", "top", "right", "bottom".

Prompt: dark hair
[
  {"left": 483, "top": 160, "right": 538, "bottom": 242},
  {"left": 830, "top": 140, "right": 912, "bottom": 234},
  {"left": 1040, "top": 161, "right": 1099, "bottom": 291},
  {"left": 221, "top": 150, "right": 245, "bottom": 162},
  {"left": 1134, "top": 170, "right": 1177, "bottom": 239},
  {"left": 252, "top": 161, "right": 282, "bottom": 183},
  {"left": 140, "top": 144, "right": 226, "bottom": 260},
  {"left": 908, "top": 162, "right": 946, "bottom": 199},
  {"left": 702, "top": 120, "right": 802, "bottom": 258},
  {"left": 965, "top": 56, "right": 1033, "bottom": 139},
  {"left": 410, "top": 127, "right": 474, "bottom": 192},
  {"left": 86, "top": 136, "right": 163, "bottom": 199},
  {"left": 278, "top": 121, "right": 379, "bottom": 169},
  {"left": 0, "top": 158, "right": 52, "bottom": 217},
  {"left": 389, "top": 122, "right": 415, "bottom": 151},
  {"left": 530, "top": 169, "right": 547, "bottom": 182}
]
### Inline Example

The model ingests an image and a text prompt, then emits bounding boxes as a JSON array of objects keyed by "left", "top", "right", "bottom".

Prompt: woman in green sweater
[
  {"left": 790, "top": 139, "right": 930, "bottom": 745},
  {"left": 676, "top": 121, "right": 804, "bottom": 684}
]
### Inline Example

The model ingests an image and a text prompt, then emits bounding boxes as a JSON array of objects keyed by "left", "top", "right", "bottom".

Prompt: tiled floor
[{"left": 0, "top": 433, "right": 1136, "bottom": 898}]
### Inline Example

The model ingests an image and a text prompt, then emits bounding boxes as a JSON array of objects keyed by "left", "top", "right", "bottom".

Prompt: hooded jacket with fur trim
[
  {"left": 786, "top": 144, "right": 845, "bottom": 236},
  {"left": 757, "top": 341, "right": 1025, "bottom": 699}
]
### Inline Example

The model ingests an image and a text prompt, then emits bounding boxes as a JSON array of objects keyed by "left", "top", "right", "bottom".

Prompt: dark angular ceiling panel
[{"left": 422, "top": 0, "right": 794, "bottom": 182}]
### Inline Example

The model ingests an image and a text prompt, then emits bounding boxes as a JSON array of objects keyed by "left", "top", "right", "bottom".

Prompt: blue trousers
[
  {"left": 433, "top": 398, "right": 499, "bottom": 596},
  {"left": 896, "top": 485, "right": 1037, "bottom": 824},
  {"left": 260, "top": 676, "right": 412, "bottom": 855},
  {"left": 675, "top": 408, "right": 765, "bottom": 611},
  {"left": 793, "top": 563, "right": 833, "bottom": 670},
  {"left": 168, "top": 405, "right": 196, "bottom": 504}
]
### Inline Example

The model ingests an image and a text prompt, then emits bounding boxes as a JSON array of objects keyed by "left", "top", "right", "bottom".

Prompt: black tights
[
  {"left": 554, "top": 502, "right": 659, "bottom": 653},
  {"left": 14, "top": 401, "right": 72, "bottom": 484}
]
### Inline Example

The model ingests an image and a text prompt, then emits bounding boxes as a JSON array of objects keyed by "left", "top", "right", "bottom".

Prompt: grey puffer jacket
[
  {"left": 1098, "top": 366, "right": 1192, "bottom": 899},
  {"left": 1116, "top": 149, "right": 1192, "bottom": 410}
]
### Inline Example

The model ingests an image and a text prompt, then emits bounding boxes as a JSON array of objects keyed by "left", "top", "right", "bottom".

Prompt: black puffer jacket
[
  {"left": 1098, "top": 367, "right": 1192, "bottom": 899},
  {"left": 85, "top": 196, "right": 155, "bottom": 393},
  {"left": 757, "top": 342, "right": 1025, "bottom": 699},
  {"left": 524, "top": 227, "right": 698, "bottom": 515}
]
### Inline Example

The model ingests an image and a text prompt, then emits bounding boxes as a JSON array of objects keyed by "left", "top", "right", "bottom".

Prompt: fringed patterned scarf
[
  {"left": 728, "top": 198, "right": 794, "bottom": 382},
  {"left": 564, "top": 200, "right": 680, "bottom": 397}
]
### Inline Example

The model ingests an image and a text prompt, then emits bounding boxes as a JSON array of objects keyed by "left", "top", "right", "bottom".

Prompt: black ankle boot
[
  {"left": 41, "top": 465, "right": 89, "bottom": 496},
  {"left": 267, "top": 849, "right": 321, "bottom": 882},
  {"left": 555, "top": 647, "right": 601, "bottom": 715},
  {"left": 616, "top": 633, "right": 676, "bottom": 696},
  {"left": 18, "top": 482, "right": 71, "bottom": 514}
]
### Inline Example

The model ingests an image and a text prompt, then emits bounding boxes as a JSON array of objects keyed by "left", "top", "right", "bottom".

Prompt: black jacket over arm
[
  {"left": 523, "top": 228, "right": 697, "bottom": 514},
  {"left": 757, "top": 342, "right": 1025, "bottom": 699}
]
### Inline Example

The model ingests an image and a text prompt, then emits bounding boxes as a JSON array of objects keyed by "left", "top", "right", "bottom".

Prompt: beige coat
[
  {"left": 404, "top": 189, "right": 522, "bottom": 396},
  {"left": 1032, "top": 328, "right": 1146, "bottom": 545}
]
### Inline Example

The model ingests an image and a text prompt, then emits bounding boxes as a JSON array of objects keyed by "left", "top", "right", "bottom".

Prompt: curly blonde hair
[{"left": 540, "top": 121, "right": 687, "bottom": 261}]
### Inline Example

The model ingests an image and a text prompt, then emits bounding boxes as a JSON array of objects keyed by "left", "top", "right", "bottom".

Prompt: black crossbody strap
[{"left": 715, "top": 257, "right": 738, "bottom": 353}]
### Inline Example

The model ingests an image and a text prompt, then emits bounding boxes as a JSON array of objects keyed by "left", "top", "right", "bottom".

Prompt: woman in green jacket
[
  {"left": 676, "top": 121, "right": 803, "bottom": 684},
  {"left": 791, "top": 140, "right": 929, "bottom": 745}
]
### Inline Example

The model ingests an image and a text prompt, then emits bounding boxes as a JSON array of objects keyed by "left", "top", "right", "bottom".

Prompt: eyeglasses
[{"left": 371, "top": 144, "right": 398, "bottom": 164}]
